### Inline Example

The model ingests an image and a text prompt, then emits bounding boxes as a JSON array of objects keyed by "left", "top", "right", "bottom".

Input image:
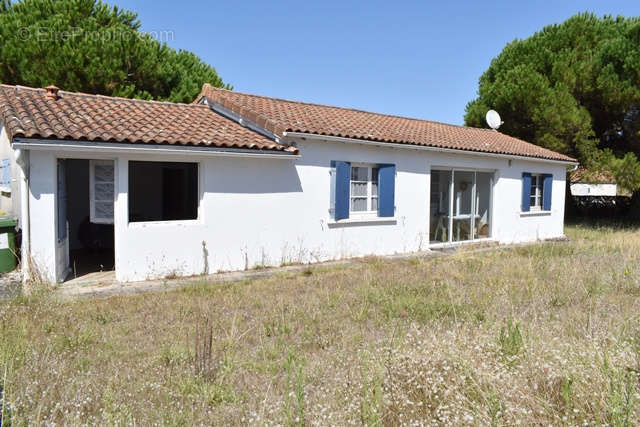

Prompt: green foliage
[
  {"left": 602, "top": 354, "right": 635, "bottom": 426},
  {"left": 498, "top": 316, "right": 523, "bottom": 361},
  {"left": 284, "top": 352, "right": 306, "bottom": 426},
  {"left": 0, "top": 0, "right": 229, "bottom": 102},
  {"left": 465, "top": 13, "right": 640, "bottom": 190}
]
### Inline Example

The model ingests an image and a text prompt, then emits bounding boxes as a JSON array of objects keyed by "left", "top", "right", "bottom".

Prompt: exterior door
[
  {"left": 55, "top": 159, "right": 70, "bottom": 282},
  {"left": 452, "top": 171, "right": 474, "bottom": 242}
]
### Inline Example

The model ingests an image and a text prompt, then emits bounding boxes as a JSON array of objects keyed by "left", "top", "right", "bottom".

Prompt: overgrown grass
[{"left": 2, "top": 223, "right": 640, "bottom": 424}]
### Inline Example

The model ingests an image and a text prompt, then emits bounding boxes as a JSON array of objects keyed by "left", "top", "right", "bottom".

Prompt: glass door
[
  {"left": 474, "top": 172, "right": 493, "bottom": 239},
  {"left": 429, "top": 170, "right": 452, "bottom": 244},
  {"left": 430, "top": 169, "right": 493, "bottom": 244},
  {"left": 452, "top": 171, "right": 474, "bottom": 242}
]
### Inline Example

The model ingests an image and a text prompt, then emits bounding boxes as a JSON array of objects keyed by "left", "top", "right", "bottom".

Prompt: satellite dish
[{"left": 485, "top": 110, "right": 502, "bottom": 130}]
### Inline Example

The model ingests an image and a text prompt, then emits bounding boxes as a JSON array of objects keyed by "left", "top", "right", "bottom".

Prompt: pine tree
[
  {"left": 465, "top": 13, "right": 640, "bottom": 191},
  {"left": 0, "top": 0, "right": 230, "bottom": 103}
]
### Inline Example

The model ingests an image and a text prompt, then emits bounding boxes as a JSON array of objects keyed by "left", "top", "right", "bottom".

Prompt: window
[
  {"left": 0, "top": 158, "right": 10, "bottom": 192},
  {"left": 530, "top": 174, "right": 544, "bottom": 210},
  {"left": 332, "top": 161, "right": 394, "bottom": 221},
  {"left": 129, "top": 161, "right": 198, "bottom": 222},
  {"left": 90, "top": 160, "right": 115, "bottom": 224},
  {"left": 350, "top": 165, "right": 379, "bottom": 213},
  {"left": 522, "top": 172, "right": 552, "bottom": 212}
]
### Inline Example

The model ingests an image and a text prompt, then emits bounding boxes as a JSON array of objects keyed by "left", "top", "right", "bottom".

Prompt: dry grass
[{"left": 2, "top": 223, "right": 640, "bottom": 425}]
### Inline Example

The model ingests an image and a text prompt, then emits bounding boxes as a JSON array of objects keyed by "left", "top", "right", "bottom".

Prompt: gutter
[
  {"left": 283, "top": 132, "right": 579, "bottom": 167},
  {"left": 12, "top": 138, "right": 300, "bottom": 159}
]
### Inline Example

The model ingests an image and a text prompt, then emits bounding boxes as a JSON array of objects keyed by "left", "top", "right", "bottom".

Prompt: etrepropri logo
[{"left": 15, "top": 27, "right": 175, "bottom": 43}]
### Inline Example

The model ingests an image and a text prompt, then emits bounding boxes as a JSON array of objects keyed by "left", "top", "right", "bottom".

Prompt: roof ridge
[
  {"left": 201, "top": 84, "right": 497, "bottom": 133},
  {"left": 0, "top": 84, "right": 210, "bottom": 109}
]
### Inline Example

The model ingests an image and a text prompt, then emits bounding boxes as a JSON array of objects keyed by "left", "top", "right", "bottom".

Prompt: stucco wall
[
  {"left": 0, "top": 125, "right": 21, "bottom": 219},
  {"left": 25, "top": 138, "right": 569, "bottom": 283},
  {"left": 570, "top": 183, "right": 617, "bottom": 197}
]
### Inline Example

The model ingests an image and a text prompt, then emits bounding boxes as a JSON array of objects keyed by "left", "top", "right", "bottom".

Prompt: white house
[
  {"left": 570, "top": 167, "right": 617, "bottom": 197},
  {"left": 0, "top": 84, "right": 577, "bottom": 284}
]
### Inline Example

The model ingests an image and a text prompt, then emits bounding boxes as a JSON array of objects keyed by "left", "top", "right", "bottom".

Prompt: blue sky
[{"left": 111, "top": 0, "right": 639, "bottom": 125}]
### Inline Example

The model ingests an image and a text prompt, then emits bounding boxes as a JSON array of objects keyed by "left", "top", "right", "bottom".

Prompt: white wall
[
  {"left": 0, "top": 125, "right": 22, "bottom": 219},
  {"left": 28, "top": 150, "right": 58, "bottom": 281},
  {"left": 25, "top": 138, "right": 570, "bottom": 283},
  {"left": 570, "top": 183, "right": 617, "bottom": 197}
]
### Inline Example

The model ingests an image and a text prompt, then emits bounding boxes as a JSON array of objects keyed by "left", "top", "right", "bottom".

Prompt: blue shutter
[
  {"left": 378, "top": 164, "right": 396, "bottom": 217},
  {"left": 334, "top": 161, "right": 350, "bottom": 220},
  {"left": 522, "top": 172, "right": 531, "bottom": 212},
  {"left": 542, "top": 173, "right": 553, "bottom": 211},
  {"left": 1, "top": 159, "right": 9, "bottom": 188}
]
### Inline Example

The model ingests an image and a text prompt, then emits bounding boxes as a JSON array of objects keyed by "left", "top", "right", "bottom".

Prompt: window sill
[
  {"left": 328, "top": 217, "right": 397, "bottom": 227},
  {"left": 520, "top": 210, "right": 551, "bottom": 217},
  {"left": 128, "top": 219, "right": 202, "bottom": 228}
]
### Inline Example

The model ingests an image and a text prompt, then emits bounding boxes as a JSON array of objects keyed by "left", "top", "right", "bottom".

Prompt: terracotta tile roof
[
  {"left": 0, "top": 84, "right": 298, "bottom": 154},
  {"left": 196, "top": 84, "right": 577, "bottom": 163},
  {"left": 570, "top": 167, "right": 616, "bottom": 184}
]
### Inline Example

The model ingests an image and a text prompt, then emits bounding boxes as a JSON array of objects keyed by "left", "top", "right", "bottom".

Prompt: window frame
[
  {"left": 0, "top": 158, "right": 11, "bottom": 192},
  {"left": 127, "top": 160, "right": 201, "bottom": 225},
  {"left": 349, "top": 164, "right": 379, "bottom": 217},
  {"left": 89, "top": 159, "right": 115, "bottom": 225},
  {"left": 529, "top": 174, "right": 544, "bottom": 211}
]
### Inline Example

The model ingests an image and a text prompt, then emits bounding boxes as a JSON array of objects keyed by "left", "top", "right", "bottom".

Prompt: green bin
[{"left": 0, "top": 217, "right": 17, "bottom": 273}]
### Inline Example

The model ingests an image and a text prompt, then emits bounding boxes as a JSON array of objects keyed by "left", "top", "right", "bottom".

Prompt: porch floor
[{"left": 65, "top": 270, "right": 116, "bottom": 286}]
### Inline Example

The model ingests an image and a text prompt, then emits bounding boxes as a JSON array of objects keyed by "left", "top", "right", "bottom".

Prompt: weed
[
  {"left": 603, "top": 354, "right": 635, "bottom": 426},
  {"left": 358, "top": 355, "right": 383, "bottom": 426},
  {"left": 56, "top": 328, "right": 95, "bottom": 353},
  {"left": 193, "top": 316, "right": 219, "bottom": 381},
  {"left": 284, "top": 352, "right": 305, "bottom": 426},
  {"left": 498, "top": 316, "right": 523, "bottom": 362},
  {"left": 3, "top": 223, "right": 640, "bottom": 424}
]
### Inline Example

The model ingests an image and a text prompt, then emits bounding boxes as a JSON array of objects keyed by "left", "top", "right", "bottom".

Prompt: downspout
[{"left": 14, "top": 149, "right": 30, "bottom": 285}]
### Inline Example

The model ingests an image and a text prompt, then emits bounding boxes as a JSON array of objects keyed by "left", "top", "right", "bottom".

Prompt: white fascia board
[
  {"left": 283, "top": 132, "right": 578, "bottom": 167},
  {"left": 12, "top": 138, "right": 300, "bottom": 159}
]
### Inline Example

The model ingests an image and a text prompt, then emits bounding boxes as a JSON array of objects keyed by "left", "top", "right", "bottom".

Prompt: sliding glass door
[
  {"left": 452, "top": 171, "right": 474, "bottom": 242},
  {"left": 429, "top": 169, "right": 493, "bottom": 244},
  {"left": 474, "top": 172, "right": 493, "bottom": 239}
]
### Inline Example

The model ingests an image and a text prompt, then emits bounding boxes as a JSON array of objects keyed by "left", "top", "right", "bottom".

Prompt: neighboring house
[
  {"left": 570, "top": 167, "right": 617, "bottom": 197},
  {"left": 0, "top": 84, "right": 577, "bottom": 284}
]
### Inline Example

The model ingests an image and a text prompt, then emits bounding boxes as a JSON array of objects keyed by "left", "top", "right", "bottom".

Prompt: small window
[
  {"left": 0, "top": 158, "right": 10, "bottom": 191},
  {"left": 90, "top": 160, "right": 115, "bottom": 224},
  {"left": 530, "top": 174, "right": 544, "bottom": 210},
  {"left": 129, "top": 161, "right": 198, "bottom": 222},
  {"left": 350, "top": 165, "right": 379, "bottom": 213}
]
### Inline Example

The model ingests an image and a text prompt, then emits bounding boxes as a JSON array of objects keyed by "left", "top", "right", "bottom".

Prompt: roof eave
[
  {"left": 12, "top": 137, "right": 300, "bottom": 159},
  {"left": 283, "top": 132, "right": 579, "bottom": 166}
]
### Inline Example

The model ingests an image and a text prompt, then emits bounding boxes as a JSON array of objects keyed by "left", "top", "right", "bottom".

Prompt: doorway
[
  {"left": 57, "top": 159, "right": 115, "bottom": 281},
  {"left": 429, "top": 169, "right": 494, "bottom": 245}
]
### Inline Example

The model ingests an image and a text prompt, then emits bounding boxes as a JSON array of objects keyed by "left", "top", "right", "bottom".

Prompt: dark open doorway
[{"left": 64, "top": 159, "right": 114, "bottom": 279}]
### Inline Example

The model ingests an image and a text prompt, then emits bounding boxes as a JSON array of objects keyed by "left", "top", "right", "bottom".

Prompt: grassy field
[{"left": 2, "top": 223, "right": 640, "bottom": 425}]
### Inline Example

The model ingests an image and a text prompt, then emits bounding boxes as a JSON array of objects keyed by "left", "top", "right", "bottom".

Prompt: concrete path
[
  {"left": 56, "top": 250, "right": 445, "bottom": 300},
  {"left": 51, "top": 239, "right": 566, "bottom": 300}
]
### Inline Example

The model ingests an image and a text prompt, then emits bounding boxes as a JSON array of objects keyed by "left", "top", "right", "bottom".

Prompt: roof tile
[
  {"left": 196, "top": 84, "right": 576, "bottom": 163},
  {"left": 0, "top": 85, "right": 298, "bottom": 154}
]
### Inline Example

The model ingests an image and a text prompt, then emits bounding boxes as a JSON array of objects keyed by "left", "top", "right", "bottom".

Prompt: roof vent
[{"left": 44, "top": 85, "right": 60, "bottom": 100}]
